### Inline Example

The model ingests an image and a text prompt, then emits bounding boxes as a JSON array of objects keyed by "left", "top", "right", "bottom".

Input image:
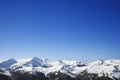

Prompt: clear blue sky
[{"left": 0, "top": 0, "right": 120, "bottom": 61}]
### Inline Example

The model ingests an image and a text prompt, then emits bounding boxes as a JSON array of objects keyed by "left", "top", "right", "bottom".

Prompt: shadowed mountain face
[
  {"left": 24, "top": 57, "right": 44, "bottom": 67},
  {"left": 0, "top": 57, "right": 120, "bottom": 80},
  {"left": 0, "top": 59, "right": 17, "bottom": 68}
]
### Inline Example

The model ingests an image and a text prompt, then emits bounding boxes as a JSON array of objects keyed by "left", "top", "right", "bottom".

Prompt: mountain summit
[{"left": 0, "top": 58, "right": 17, "bottom": 68}]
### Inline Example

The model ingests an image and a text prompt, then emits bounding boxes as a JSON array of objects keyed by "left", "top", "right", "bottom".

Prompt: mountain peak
[
  {"left": 0, "top": 58, "right": 17, "bottom": 68},
  {"left": 31, "top": 57, "right": 41, "bottom": 61},
  {"left": 8, "top": 58, "right": 17, "bottom": 62},
  {"left": 31, "top": 57, "right": 43, "bottom": 63},
  {"left": 32, "top": 57, "right": 39, "bottom": 59},
  {"left": 25, "top": 57, "right": 44, "bottom": 67}
]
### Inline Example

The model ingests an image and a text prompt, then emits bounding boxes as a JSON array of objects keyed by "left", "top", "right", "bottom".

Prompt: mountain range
[{"left": 0, "top": 57, "right": 120, "bottom": 80}]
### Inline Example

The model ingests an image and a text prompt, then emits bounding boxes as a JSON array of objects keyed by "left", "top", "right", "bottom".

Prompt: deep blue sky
[{"left": 0, "top": 0, "right": 120, "bottom": 61}]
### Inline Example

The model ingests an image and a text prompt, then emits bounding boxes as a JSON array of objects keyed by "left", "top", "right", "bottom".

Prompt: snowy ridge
[{"left": 0, "top": 57, "right": 120, "bottom": 79}]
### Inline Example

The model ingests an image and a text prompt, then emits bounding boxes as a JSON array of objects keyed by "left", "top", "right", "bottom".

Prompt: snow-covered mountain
[
  {"left": 0, "top": 57, "right": 120, "bottom": 80},
  {"left": 0, "top": 58, "right": 17, "bottom": 68}
]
